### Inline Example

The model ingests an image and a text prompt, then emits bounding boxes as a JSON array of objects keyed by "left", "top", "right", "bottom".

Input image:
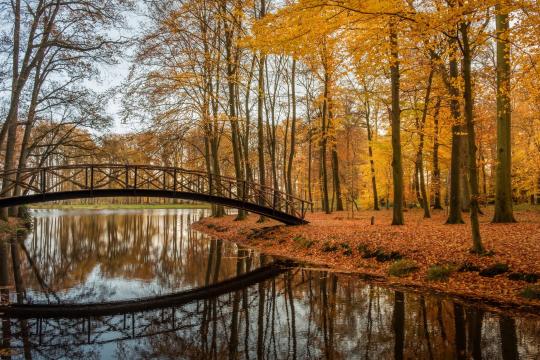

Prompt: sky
[{"left": 86, "top": 4, "right": 148, "bottom": 135}]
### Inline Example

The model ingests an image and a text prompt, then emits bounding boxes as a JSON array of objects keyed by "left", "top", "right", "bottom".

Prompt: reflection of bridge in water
[
  {"left": 0, "top": 262, "right": 288, "bottom": 318},
  {"left": 0, "top": 164, "right": 310, "bottom": 224},
  {"left": 2, "top": 268, "right": 537, "bottom": 359},
  {"left": 2, "top": 264, "right": 290, "bottom": 350}
]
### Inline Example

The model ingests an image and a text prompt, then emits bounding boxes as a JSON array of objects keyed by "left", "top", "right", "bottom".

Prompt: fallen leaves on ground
[{"left": 192, "top": 207, "right": 540, "bottom": 311}]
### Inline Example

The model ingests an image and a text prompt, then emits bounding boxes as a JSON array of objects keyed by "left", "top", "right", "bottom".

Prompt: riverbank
[
  {"left": 30, "top": 203, "right": 211, "bottom": 210},
  {"left": 0, "top": 217, "right": 25, "bottom": 241},
  {"left": 193, "top": 207, "right": 540, "bottom": 312}
]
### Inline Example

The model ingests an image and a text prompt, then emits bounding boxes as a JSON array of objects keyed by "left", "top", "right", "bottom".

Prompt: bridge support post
[
  {"left": 40, "top": 169, "right": 46, "bottom": 194},
  {"left": 90, "top": 166, "right": 94, "bottom": 193}
]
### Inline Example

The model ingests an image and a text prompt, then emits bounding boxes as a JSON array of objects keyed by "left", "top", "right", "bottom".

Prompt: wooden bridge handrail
[
  {"left": 0, "top": 164, "right": 311, "bottom": 222},
  {"left": 0, "top": 164, "right": 311, "bottom": 204}
]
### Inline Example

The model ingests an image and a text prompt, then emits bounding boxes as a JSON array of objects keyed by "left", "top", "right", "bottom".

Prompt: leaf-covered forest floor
[{"left": 193, "top": 206, "right": 540, "bottom": 313}]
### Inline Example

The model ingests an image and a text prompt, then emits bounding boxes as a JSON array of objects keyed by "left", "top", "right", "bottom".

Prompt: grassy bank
[
  {"left": 0, "top": 218, "right": 26, "bottom": 240},
  {"left": 193, "top": 208, "right": 540, "bottom": 312},
  {"left": 30, "top": 203, "right": 211, "bottom": 210}
]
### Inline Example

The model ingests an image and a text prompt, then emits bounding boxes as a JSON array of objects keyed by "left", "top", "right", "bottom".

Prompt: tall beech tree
[
  {"left": 389, "top": 18, "right": 404, "bottom": 225},
  {"left": 493, "top": 2, "right": 516, "bottom": 223}
]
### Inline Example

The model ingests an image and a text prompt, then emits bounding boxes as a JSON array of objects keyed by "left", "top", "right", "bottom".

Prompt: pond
[{"left": 0, "top": 209, "right": 538, "bottom": 359}]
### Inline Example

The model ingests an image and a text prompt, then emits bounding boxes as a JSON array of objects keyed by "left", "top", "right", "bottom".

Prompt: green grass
[
  {"left": 519, "top": 285, "right": 540, "bottom": 300},
  {"left": 426, "top": 264, "right": 456, "bottom": 281},
  {"left": 0, "top": 221, "right": 14, "bottom": 235},
  {"left": 388, "top": 259, "right": 419, "bottom": 277},
  {"left": 339, "top": 243, "right": 353, "bottom": 256},
  {"left": 0, "top": 219, "right": 26, "bottom": 237},
  {"left": 321, "top": 242, "right": 339, "bottom": 253},
  {"left": 357, "top": 243, "right": 370, "bottom": 253},
  {"left": 30, "top": 203, "right": 211, "bottom": 210},
  {"left": 293, "top": 236, "right": 315, "bottom": 249},
  {"left": 508, "top": 272, "right": 539, "bottom": 283},
  {"left": 357, "top": 244, "right": 403, "bottom": 262}
]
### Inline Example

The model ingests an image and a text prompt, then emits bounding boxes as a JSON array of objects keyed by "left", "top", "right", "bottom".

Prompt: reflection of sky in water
[
  {"left": 25, "top": 265, "right": 168, "bottom": 303},
  {"left": 22, "top": 208, "right": 255, "bottom": 304}
]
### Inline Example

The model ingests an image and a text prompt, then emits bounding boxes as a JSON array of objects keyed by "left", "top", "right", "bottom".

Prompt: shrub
[
  {"left": 0, "top": 221, "right": 11, "bottom": 234},
  {"left": 321, "top": 242, "right": 339, "bottom": 252},
  {"left": 376, "top": 251, "right": 402, "bottom": 262},
  {"left": 427, "top": 264, "right": 455, "bottom": 281},
  {"left": 458, "top": 262, "right": 481, "bottom": 273},
  {"left": 361, "top": 248, "right": 380, "bottom": 259},
  {"left": 508, "top": 272, "right": 538, "bottom": 283},
  {"left": 356, "top": 243, "right": 369, "bottom": 254},
  {"left": 520, "top": 285, "right": 540, "bottom": 300},
  {"left": 358, "top": 244, "right": 402, "bottom": 262},
  {"left": 293, "top": 236, "right": 315, "bottom": 249},
  {"left": 479, "top": 263, "right": 509, "bottom": 277},
  {"left": 388, "top": 259, "right": 418, "bottom": 277}
]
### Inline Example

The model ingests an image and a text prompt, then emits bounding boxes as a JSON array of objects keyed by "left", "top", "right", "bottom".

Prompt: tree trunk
[
  {"left": 329, "top": 106, "right": 343, "bottom": 211},
  {"left": 331, "top": 144, "right": 343, "bottom": 211},
  {"left": 493, "top": 4, "right": 516, "bottom": 223},
  {"left": 1, "top": 108, "right": 20, "bottom": 221},
  {"left": 389, "top": 19, "right": 404, "bottom": 225},
  {"left": 257, "top": 52, "right": 267, "bottom": 221},
  {"left": 286, "top": 59, "right": 297, "bottom": 199},
  {"left": 307, "top": 116, "right": 314, "bottom": 212},
  {"left": 320, "top": 69, "right": 331, "bottom": 213},
  {"left": 242, "top": 55, "right": 256, "bottom": 187},
  {"left": 499, "top": 317, "right": 519, "bottom": 360},
  {"left": 393, "top": 291, "right": 405, "bottom": 360},
  {"left": 256, "top": 0, "right": 267, "bottom": 220},
  {"left": 223, "top": 2, "right": 245, "bottom": 220},
  {"left": 432, "top": 97, "right": 443, "bottom": 209},
  {"left": 460, "top": 22, "right": 485, "bottom": 254},
  {"left": 460, "top": 140, "right": 471, "bottom": 212},
  {"left": 13, "top": 54, "right": 45, "bottom": 217},
  {"left": 366, "top": 103, "right": 379, "bottom": 210},
  {"left": 417, "top": 69, "right": 434, "bottom": 218},
  {"left": 446, "top": 36, "right": 465, "bottom": 224}
]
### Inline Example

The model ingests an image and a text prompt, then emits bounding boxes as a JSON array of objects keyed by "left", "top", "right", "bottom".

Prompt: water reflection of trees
[
  {"left": 0, "top": 210, "right": 538, "bottom": 359},
  {"left": 17, "top": 210, "right": 256, "bottom": 302},
  {"left": 4, "top": 268, "right": 536, "bottom": 359}
]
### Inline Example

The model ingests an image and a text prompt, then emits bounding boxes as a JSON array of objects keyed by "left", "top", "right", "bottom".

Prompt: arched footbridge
[{"left": 0, "top": 164, "right": 310, "bottom": 225}]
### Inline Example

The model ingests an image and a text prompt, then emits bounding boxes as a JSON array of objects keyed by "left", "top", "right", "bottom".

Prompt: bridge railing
[{"left": 0, "top": 164, "right": 311, "bottom": 220}]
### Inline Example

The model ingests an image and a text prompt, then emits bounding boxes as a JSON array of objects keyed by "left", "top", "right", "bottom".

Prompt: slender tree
[
  {"left": 460, "top": 20, "right": 485, "bottom": 254},
  {"left": 389, "top": 18, "right": 404, "bottom": 225}
]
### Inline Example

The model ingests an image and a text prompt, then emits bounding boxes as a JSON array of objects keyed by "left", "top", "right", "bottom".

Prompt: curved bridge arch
[{"left": 0, "top": 164, "right": 310, "bottom": 225}]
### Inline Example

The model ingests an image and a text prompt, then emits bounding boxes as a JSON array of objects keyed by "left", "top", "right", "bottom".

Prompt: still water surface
[{"left": 0, "top": 209, "right": 539, "bottom": 359}]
